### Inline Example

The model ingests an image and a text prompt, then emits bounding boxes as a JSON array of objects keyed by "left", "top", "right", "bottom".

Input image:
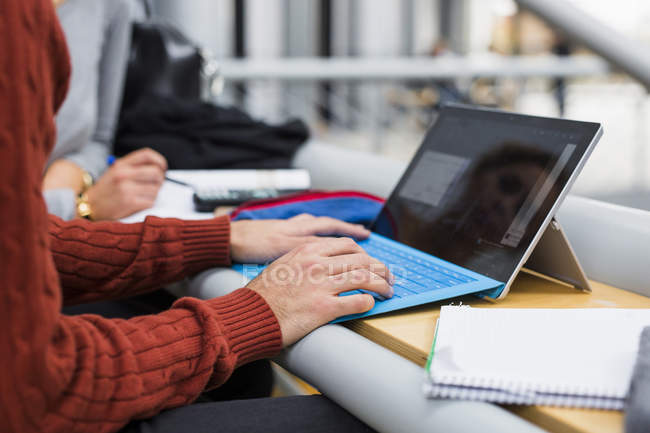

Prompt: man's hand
[
  {"left": 86, "top": 148, "right": 167, "bottom": 221},
  {"left": 230, "top": 213, "right": 371, "bottom": 263},
  {"left": 247, "top": 237, "right": 394, "bottom": 346}
]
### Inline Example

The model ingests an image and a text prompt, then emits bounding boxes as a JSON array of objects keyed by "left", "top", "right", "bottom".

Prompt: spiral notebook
[{"left": 423, "top": 306, "right": 650, "bottom": 409}]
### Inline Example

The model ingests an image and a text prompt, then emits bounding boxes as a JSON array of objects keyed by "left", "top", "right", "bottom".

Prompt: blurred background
[{"left": 149, "top": 0, "right": 650, "bottom": 210}]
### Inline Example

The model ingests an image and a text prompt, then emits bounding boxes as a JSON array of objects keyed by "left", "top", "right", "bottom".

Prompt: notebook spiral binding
[
  {"left": 424, "top": 374, "right": 625, "bottom": 409},
  {"left": 430, "top": 374, "right": 624, "bottom": 399}
]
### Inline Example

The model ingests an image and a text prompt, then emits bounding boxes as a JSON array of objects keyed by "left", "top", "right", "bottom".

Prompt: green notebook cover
[{"left": 425, "top": 319, "right": 440, "bottom": 374}]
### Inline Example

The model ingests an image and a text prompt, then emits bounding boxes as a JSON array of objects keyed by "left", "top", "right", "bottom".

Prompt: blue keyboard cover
[{"left": 233, "top": 233, "right": 504, "bottom": 322}]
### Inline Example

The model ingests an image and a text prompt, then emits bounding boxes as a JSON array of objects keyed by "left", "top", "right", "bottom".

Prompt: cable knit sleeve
[
  {"left": 48, "top": 214, "right": 232, "bottom": 305},
  {"left": 0, "top": 3, "right": 283, "bottom": 433}
]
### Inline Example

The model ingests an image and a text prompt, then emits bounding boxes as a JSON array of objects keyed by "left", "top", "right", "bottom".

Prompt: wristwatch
[{"left": 76, "top": 192, "right": 93, "bottom": 220}]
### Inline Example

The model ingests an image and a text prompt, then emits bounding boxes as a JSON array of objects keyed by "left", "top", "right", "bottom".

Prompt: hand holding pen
[
  {"left": 84, "top": 148, "right": 168, "bottom": 220},
  {"left": 109, "top": 153, "right": 189, "bottom": 186}
]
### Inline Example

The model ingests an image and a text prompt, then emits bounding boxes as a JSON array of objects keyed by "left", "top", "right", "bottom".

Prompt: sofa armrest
[{"left": 558, "top": 195, "right": 650, "bottom": 298}]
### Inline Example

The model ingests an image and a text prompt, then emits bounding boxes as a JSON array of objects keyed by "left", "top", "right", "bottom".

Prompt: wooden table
[{"left": 346, "top": 271, "right": 650, "bottom": 433}]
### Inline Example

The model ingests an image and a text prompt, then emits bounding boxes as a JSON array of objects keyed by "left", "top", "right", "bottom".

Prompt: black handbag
[
  {"left": 116, "top": 5, "right": 309, "bottom": 170},
  {"left": 120, "top": 5, "right": 221, "bottom": 112}
]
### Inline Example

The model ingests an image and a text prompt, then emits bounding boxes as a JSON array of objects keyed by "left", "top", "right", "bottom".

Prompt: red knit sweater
[{"left": 0, "top": 2, "right": 283, "bottom": 432}]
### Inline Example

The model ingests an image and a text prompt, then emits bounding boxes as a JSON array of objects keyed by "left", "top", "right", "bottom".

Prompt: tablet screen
[{"left": 372, "top": 106, "right": 601, "bottom": 282}]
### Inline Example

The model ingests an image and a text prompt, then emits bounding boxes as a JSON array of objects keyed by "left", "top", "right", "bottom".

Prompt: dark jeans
[
  {"left": 120, "top": 396, "right": 375, "bottom": 433},
  {"left": 64, "top": 291, "right": 376, "bottom": 433}
]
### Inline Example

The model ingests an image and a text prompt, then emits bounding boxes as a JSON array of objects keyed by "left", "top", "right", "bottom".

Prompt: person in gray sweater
[{"left": 43, "top": 0, "right": 166, "bottom": 221}]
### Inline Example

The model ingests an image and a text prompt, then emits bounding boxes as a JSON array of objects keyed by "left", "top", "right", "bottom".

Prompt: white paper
[
  {"left": 166, "top": 169, "right": 311, "bottom": 191},
  {"left": 426, "top": 307, "right": 650, "bottom": 407},
  {"left": 120, "top": 181, "right": 211, "bottom": 223}
]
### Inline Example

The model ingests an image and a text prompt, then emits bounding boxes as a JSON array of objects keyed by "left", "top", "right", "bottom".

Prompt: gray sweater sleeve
[
  {"left": 45, "top": 0, "right": 134, "bottom": 219},
  {"left": 66, "top": 0, "right": 133, "bottom": 179},
  {"left": 65, "top": 141, "right": 110, "bottom": 181},
  {"left": 43, "top": 189, "right": 78, "bottom": 221}
]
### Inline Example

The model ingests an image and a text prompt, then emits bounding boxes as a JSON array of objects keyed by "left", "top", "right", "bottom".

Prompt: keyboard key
[
  {"left": 400, "top": 281, "right": 426, "bottom": 294},
  {"left": 393, "top": 283, "right": 416, "bottom": 298}
]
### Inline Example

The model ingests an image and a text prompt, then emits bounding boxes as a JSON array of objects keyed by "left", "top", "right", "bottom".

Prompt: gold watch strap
[
  {"left": 76, "top": 192, "right": 93, "bottom": 220},
  {"left": 81, "top": 170, "right": 94, "bottom": 192}
]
